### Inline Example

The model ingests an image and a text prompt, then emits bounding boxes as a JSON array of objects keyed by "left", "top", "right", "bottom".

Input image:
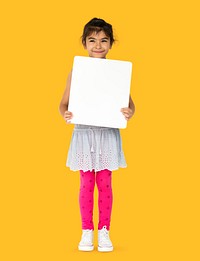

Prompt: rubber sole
[
  {"left": 98, "top": 246, "right": 113, "bottom": 252},
  {"left": 78, "top": 245, "right": 94, "bottom": 251}
]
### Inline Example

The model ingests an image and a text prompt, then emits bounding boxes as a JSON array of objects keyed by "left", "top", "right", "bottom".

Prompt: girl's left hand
[{"left": 121, "top": 107, "right": 134, "bottom": 121}]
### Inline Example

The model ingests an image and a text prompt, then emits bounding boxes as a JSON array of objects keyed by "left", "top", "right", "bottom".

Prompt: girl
[{"left": 59, "top": 18, "right": 135, "bottom": 252}]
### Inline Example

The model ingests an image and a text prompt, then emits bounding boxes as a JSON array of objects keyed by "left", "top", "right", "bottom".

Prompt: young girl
[{"left": 59, "top": 18, "right": 135, "bottom": 252}]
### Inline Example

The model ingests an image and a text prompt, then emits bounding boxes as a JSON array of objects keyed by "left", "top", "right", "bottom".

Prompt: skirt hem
[{"left": 66, "top": 164, "right": 127, "bottom": 172}]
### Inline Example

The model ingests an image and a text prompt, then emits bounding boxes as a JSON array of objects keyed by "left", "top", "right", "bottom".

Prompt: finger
[
  {"left": 64, "top": 112, "right": 73, "bottom": 119},
  {"left": 65, "top": 117, "right": 72, "bottom": 123},
  {"left": 64, "top": 116, "right": 72, "bottom": 121},
  {"left": 122, "top": 112, "right": 131, "bottom": 120},
  {"left": 121, "top": 108, "right": 131, "bottom": 114},
  {"left": 64, "top": 111, "right": 72, "bottom": 115},
  {"left": 64, "top": 113, "right": 72, "bottom": 117},
  {"left": 122, "top": 112, "right": 130, "bottom": 117}
]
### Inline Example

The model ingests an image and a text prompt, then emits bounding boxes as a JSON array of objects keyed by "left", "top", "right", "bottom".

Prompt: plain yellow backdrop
[{"left": 1, "top": 0, "right": 200, "bottom": 260}]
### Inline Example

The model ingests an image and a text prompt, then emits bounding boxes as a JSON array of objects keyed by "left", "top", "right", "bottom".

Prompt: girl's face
[{"left": 83, "top": 30, "right": 111, "bottom": 58}]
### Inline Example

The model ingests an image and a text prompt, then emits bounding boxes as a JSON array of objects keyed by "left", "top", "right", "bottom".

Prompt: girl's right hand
[{"left": 64, "top": 111, "right": 73, "bottom": 123}]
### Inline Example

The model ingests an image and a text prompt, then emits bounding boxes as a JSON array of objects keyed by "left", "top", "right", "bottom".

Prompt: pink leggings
[{"left": 79, "top": 169, "right": 113, "bottom": 230}]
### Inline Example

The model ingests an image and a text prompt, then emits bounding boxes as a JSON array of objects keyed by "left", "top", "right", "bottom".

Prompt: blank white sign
[{"left": 68, "top": 56, "right": 132, "bottom": 129}]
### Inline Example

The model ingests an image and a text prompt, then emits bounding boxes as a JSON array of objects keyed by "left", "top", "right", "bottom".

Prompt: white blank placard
[{"left": 68, "top": 56, "right": 132, "bottom": 128}]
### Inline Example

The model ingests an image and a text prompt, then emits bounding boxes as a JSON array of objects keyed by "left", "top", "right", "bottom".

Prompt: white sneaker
[
  {"left": 98, "top": 226, "right": 113, "bottom": 252},
  {"left": 78, "top": 229, "right": 94, "bottom": 251}
]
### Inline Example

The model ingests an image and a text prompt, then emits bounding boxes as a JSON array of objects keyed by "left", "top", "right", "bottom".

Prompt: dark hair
[{"left": 81, "top": 18, "right": 115, "bottom": 46}]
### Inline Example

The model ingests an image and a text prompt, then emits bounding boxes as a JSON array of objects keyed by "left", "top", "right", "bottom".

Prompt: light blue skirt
[{"left": 66, "top": 124, "right": 127, "bottom": 172}]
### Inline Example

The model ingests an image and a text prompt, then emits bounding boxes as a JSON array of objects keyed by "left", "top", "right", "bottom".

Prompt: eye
[
  {"left": 102, "top": 39, "right": 108, "bottom": 42},
  {"left": 89, "top": 39, "right": 95, "bottom": 42}
]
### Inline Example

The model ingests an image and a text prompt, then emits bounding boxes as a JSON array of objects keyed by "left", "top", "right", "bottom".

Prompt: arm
[
  {"left": 121, "top": 95, "right": 135, "bottom": 121},
  {"left": 59, "top": 70, "right": 73, "bottom": 123}
]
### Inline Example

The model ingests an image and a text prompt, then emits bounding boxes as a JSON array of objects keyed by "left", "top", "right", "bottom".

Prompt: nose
[{"left": 95, "top": 41, "right": 101, "bottom": 49}]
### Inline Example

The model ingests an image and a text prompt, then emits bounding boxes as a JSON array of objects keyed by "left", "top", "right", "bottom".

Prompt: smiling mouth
[{"left": 93, "top": 51, "right": 104, "bottom": 53}]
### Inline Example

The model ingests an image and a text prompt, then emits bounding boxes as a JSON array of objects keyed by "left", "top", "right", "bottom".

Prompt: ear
[
  {"left": 83, "top": 41, "right": 87, "bottom": 49},
  {"left": 109, "top": 40, "right": 112, "bottom": 49}
]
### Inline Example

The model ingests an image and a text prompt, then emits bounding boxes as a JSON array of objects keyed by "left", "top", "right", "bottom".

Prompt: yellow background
[{"left": 1, "top": 0, "right": 200, "bottom": 260}]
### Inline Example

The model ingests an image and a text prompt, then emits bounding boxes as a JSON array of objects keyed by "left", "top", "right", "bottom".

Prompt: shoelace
[{"left": 99, "top": 226, "right": 111, "bottom": 244}]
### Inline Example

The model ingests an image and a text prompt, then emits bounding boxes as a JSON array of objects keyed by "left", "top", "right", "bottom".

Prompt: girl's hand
[
  {"left": 64, "top": 111, "right": 73, "bottom": 123},
  {"left": 121, "top": 107, "right": 134, "bottom": 121}
]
